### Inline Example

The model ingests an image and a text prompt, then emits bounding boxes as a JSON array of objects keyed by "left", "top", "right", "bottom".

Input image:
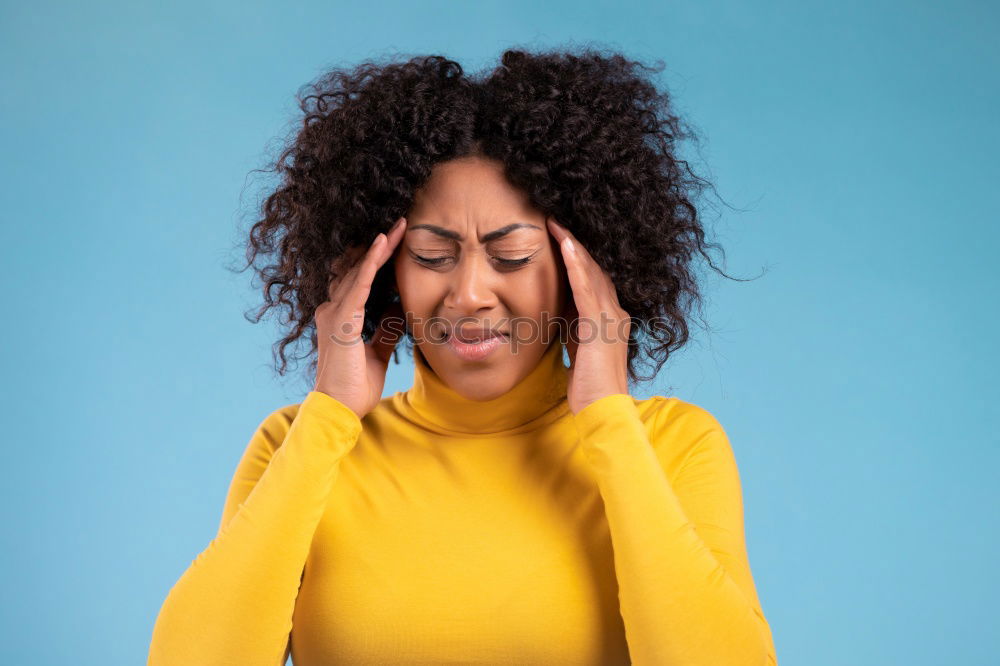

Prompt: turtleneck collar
[{"left": 394, "top": 340, "right": 571, "bottom": 436}]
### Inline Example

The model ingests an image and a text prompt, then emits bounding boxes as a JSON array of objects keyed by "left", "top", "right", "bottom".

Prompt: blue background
[{"left": 2, "top": 1, "right": 997, "bottom": 664}]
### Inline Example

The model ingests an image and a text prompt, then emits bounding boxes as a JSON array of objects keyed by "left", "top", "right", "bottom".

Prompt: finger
[
  {"left": 319, "top": 219, "right": 406, "bottom": 344},
  {"left": 546, "top": 216, "right": 569, "bottom": 246},
  {"left": 327, "top": 215, "right": 407, "bottom": 305},
  {"left": 317, "top": 236, "right": 384, "bottom": 346},
  {"left": 384, "top": 215, "right": 407, "bottom": 250},
  {"left": 548, "top": 218, "right": 598, "bottom": 343},
  {"left": 334, "top": 228, "right": 391, "bottom": 309},
  {"left": 548, "top": 218, "right": 600, "bottom": 299},
  {"left": 558, "top": 235, "right": 601, "bottom": 338},
  {"left": 553, "top": 234, "right": 596, "bottom": 313},
  {"left": 344, "top": 233, "right": 386, "bottom": 308},
  {"left": 547, "top": 217, "right": 622, "bottom": 310},
  {"left": 336, "top": 215, "right": 408, "bottom": 300},
  {"left": 328, "top": 245, "right": 366, "bottom": 303},
  {"left": 546, "top": 216, "right": 581, "bottom": 250}
]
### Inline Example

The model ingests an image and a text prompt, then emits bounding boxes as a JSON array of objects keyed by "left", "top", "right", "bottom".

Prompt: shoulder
[
  {"left": 252, "top": 391, "right": 375, "bottom": 454},
  {"left": 264, "top": 401, "right": 303, "bottom": 433},
  {"left": 576, "top": 393, "right": 724, "bottom": 446},
  {"left": 244, "top": 401, "right": 302, "bottom": 457},
  {"left": 634, "top": 394, "right": 734, "bottom": 480},
  {"left": 636, "top": 394, "right": 726, "bottom": 438}
]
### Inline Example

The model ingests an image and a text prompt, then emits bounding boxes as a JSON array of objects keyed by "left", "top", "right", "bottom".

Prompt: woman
[{"left": 148, "top": 48, "right": 777, "bottom": 665}]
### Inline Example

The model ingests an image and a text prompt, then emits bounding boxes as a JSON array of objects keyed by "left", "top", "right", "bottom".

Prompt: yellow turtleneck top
[{"left": 148, "top": 341, "right": 777, "bottom": 665}]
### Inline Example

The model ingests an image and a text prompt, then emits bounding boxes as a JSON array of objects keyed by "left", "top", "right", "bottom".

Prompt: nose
[{"left": 442, "top": 251, "right": 499, "bottom": 316}]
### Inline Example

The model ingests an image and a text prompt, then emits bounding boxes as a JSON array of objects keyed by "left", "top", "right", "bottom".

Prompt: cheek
[
  {"left": 502, "top": 261, "right": 563, "bottom": 315},
  {"left": 395, "top": 262, "right": 438, "bottom": 313},
  {"left": 394, "top": 261, "right": 417, "bottom": 300}
]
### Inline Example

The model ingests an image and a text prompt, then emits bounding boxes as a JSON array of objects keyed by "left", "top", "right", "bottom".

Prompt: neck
[{"left": 397, "top": 341, "right": 570, "bottom": 436}]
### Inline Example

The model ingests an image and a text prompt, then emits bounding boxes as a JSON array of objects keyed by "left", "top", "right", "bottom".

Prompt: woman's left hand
[{"left": 547, "top": 217, "right": 631, "bottom": 414}]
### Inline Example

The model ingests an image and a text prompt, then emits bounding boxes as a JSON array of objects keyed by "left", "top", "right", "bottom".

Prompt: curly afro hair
[{"left": 234, "top": 45, "right": 746, "bottom": 388}]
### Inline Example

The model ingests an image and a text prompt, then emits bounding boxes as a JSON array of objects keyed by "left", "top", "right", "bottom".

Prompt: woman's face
[{"left": 393, "top": 155, "right": 568, "bottom": 401}]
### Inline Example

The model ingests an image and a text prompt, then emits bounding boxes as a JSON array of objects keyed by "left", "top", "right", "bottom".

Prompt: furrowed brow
[{"left": 407, "top": 222, "right": 541, "bottom": 242}]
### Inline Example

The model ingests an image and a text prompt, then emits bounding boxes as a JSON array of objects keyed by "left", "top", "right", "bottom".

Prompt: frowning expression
[{"left": 393, "top": 155, "right": 568, "bottom": 401}]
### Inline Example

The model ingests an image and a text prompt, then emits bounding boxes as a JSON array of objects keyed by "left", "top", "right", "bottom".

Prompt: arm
[
  {"left": 573, "top": 393, "right": 777, "bottom": 666},
  {"left": 147, "top": 391, "right": 362, "bottom": 666}
]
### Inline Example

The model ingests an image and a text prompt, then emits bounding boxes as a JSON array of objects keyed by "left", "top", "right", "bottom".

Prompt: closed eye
[
  {"left": 495, "top": 256, "right": 533, "bottom": 267},
  {"left": 412, "top": 254, "right": 447, "bottom": 266},
  {"left": 411, "top": 252, "right": 535, "bottom": 269}
]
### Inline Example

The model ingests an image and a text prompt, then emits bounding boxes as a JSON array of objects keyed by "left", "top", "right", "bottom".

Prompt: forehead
[{"left": 408, "top": 157, "right": 543, "bottom": 231}]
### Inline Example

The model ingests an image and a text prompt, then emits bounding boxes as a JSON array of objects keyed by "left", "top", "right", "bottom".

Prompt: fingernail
[{"left": 564, "top": 237, "right": 575, "bottom": 253}]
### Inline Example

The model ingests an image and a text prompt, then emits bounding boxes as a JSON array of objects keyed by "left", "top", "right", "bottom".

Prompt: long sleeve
[
  {"left": 147, "top": 391, "right": 363, "bottom": 666},
  {"left": 573, "top": 393, "right": 777, "bottom": 666}
]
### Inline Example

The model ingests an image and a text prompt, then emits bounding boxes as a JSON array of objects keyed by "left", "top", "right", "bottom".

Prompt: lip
[
  {"left": 451, "top": 328, "right": 508, "bottom": 343},
  {"left": 445, "top": 330, "right": 508, "bottom": 361}
]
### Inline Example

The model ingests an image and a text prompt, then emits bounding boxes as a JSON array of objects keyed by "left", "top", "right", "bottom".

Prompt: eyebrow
[{"left": 406, "top": 222, "right": 542, "bottom": 243}]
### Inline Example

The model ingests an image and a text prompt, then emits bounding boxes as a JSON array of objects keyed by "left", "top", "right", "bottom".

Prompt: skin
[
  {"left": 546, "top": 216, "right": 630, "bottom": 413},
  {"left": 392, "top": 155, "right": 569, "bottom": 402},
  {"left": 312, "top": 154, "right": 631, "bottom": 419}
]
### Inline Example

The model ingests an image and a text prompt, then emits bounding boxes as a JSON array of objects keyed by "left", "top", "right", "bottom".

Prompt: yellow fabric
[{"left": 148, "top": 341, "right": 777, "bottom": 665}]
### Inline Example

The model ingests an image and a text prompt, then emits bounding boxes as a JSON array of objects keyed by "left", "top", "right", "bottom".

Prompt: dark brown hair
[{"left": 231, "top": 45, "right": 752, "bottom": 387}]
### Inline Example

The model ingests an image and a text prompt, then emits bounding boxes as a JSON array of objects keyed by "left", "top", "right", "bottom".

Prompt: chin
[
  {"left": 423, "top": 348, "right": 512, "bottom": 398},
  {"left": 441, "top": 359, "right": 515, "bottom": 398}
]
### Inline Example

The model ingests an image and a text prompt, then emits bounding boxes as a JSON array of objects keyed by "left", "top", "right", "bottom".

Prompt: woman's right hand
[{"left": 312, "top": 216, "right": 407, "bottom": 420}]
